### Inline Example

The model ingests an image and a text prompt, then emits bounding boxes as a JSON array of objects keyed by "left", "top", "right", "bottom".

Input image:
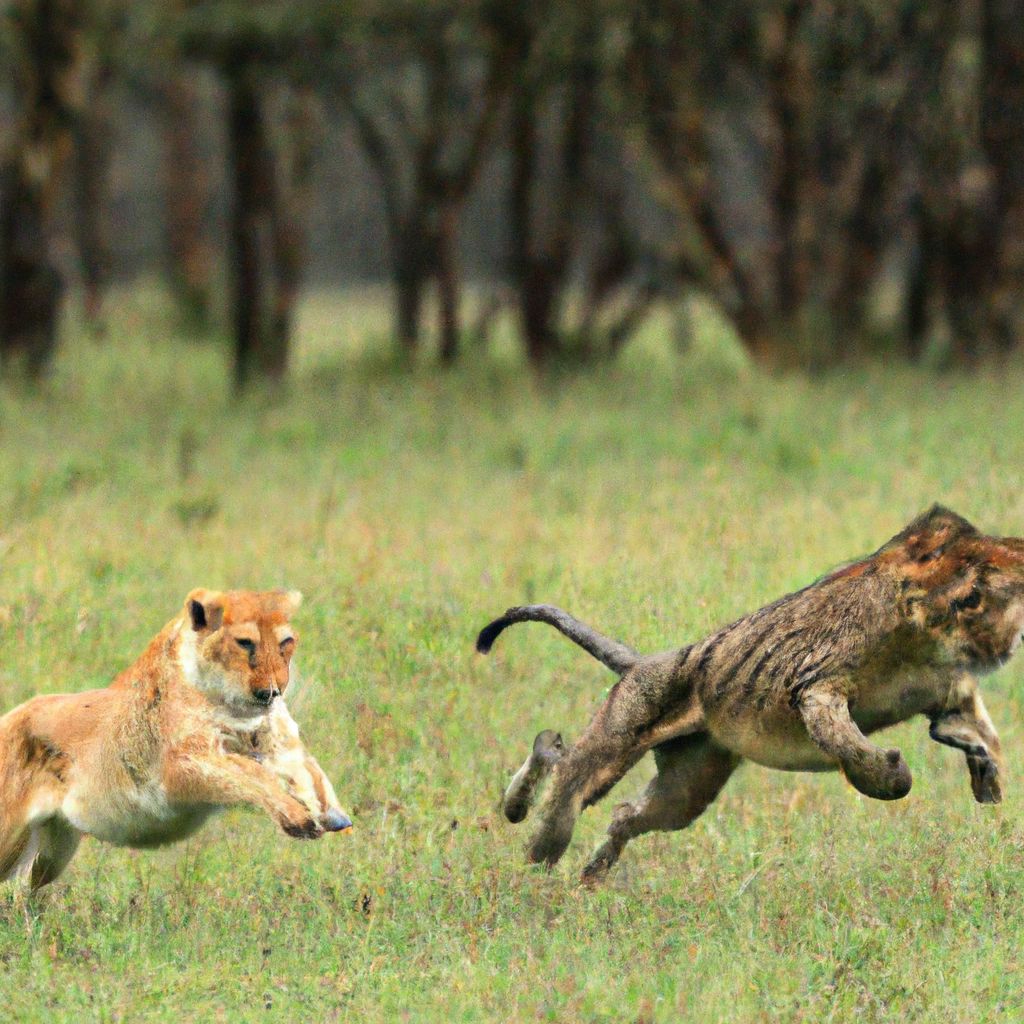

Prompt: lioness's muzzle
[{"left": 323, "top": 809, "right": 353, "bottom": 832}]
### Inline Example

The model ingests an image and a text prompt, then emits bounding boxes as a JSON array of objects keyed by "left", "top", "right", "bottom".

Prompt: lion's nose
[{"left": 253, "top": 688, "right": 278, "bottom": 705}]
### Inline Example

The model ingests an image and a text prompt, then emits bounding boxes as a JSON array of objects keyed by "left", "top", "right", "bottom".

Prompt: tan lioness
[{"left": 0, "top": 588, "right": 350, "bottom": 889}]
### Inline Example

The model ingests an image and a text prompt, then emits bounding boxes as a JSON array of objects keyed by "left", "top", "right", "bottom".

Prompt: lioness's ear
[
  {"left": 185, "top": 588, "right": 224, "bottom": 632},
  {"left": 284, "top": 589, "right": 303, "bottom": 613}
]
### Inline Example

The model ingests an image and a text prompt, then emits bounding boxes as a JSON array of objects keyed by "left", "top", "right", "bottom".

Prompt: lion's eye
[
  {"left": 952, "top": 588, "right": 983, "bottom": 613},
  {"left": 236, "top": 638, "right": 256, "bottom": 654},
  {"left": 279, "top": 638, "right": 295, "bottom": 653}
]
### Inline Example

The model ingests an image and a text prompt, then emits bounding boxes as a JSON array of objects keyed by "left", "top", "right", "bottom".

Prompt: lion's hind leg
[
  {"left": 0, "top": 820, "right": 32, "bottom": 885},
  {"left": 0, "top": 796, "right": 77, "bottom": 890},
  {"left": 0, "top": 714, "right": 72, "bottom": 888},
  {"left": 527, "top": 662, "right": 706, "bottom": 868},
  {"left": 503, "top": 730, "right": 566, "bottom": 824},
  {"left": 580, "top": 733, "right": 740, "bottom": 884},
  {"left": 0, "top": 782, "right": 78, "bottom": 889}
]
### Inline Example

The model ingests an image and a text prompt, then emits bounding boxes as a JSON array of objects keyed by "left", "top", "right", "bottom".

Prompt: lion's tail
[{"left": 475, "top": 604, "right": 639, "bottom": 674}]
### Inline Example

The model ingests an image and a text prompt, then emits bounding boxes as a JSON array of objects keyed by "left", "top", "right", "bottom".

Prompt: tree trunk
[
  {"left": 393, "top": 252, "right": 425, "bottom": 357},
  {"left": 905, "top": 197, "right": 936, "bottom": 363},
  {"left": 226, "top": 65, "right": 286, "bottom": 390},
  {"left": 519, "top": 263, "right": 561, "bottom": 366},
  {"left": 436, "top": 208, "right": 460, "bottom": 366},
  {"left": 767, "top": 1, "right": 810, "bottom": 321},
  {"left": 163, "top": 68, "right": 215, "bottom": 333},
  {"left": 0, "top": 0, "right": 83, "bottom": 376},
  {"left": 508, "top": 77, "right": 560, "bottom": 367},
  {"left": 980, "top": 0, "right": 1024, "bottom": 353},
  {"left": 0, "top": 161, "right": 64, "bottom": 375},
  {"left": 73, "top": 58, "right": 114, "bottom": 330},
  {"left": 271, "top": 87, "right": 320, "bottom": 369}
]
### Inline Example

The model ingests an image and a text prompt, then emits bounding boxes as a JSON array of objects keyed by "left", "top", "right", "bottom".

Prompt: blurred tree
[
  {"left": 627, "top": 0, "right": 927, "bottom": 365},
  {"left": 72, "top": 38, "right": 116, "bottom": 332},
  {"left": 905, "top": 0, "right": 1024, "bottom": 363},
  {"left": 120, "top": 1, "right": 220, "bottom": 333},
  {"left": 161, "top": 66, "right": 217, "bottom": 334},
  {"left": 0, "top": 0, "right": 87, "bottom": 375},
  {"left": 502, "top": 1, "right": 665, "bottom": 366},
  {"left": 335, "top": 0, "right": 515, "bottom": 363},
  {"left": 179, "top": 1, "right": 328, "bottom": 390}
]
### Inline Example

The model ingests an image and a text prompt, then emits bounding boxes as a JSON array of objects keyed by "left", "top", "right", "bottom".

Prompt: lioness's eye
[
  {"left": 236, "top": 638, "right": 256, "bottom": 654},
  {"left": 279, "top": 638, "right": 295, "bottom": 652}
]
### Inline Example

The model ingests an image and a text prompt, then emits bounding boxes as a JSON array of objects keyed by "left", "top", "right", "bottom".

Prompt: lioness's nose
[
  {"left": 253, "top": 688, "right": 278, "bottom": 705},
  {"left": 323, "top": 809, "right": 352, "bottom": 832}
]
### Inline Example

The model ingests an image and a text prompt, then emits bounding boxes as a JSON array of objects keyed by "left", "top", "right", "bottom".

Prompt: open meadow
[{"left": 1, "top": 291, "right": 1024, "bottom": 1022}]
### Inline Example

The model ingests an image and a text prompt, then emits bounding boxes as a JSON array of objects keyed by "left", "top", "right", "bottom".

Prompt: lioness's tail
[{"left": 476, "top": 604, "right": 639, "bottom": 674}]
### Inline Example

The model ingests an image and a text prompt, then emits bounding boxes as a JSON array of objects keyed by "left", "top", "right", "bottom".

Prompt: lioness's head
[{"left": 181, "top": 588, "right": 302, "bottom": 711}]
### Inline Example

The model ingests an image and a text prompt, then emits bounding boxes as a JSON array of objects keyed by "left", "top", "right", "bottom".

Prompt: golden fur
[
  {"left": 479, "top": 506, "right": 1020, "bottom": 881},
  {"left": 0, "top": 588, "right": 350, "bottom": 889}
]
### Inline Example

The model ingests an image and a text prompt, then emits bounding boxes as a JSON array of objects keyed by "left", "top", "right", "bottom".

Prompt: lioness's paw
[
  {"left": 277, "top": 805, "right": 325, "bottom": 839},
  {"left": 321, "top": 808, "right": 353, "bottom": 833},
  {"left": 281, "top": 818, "right": 324, "bottom": 839}
]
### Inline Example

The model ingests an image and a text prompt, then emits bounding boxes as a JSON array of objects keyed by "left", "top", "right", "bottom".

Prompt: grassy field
[{"left": 2, "top": 289, "right": 1024, "bottom": 1022}]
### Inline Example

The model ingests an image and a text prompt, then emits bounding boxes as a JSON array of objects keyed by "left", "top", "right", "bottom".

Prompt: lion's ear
[
  {"left": 284, "top": 589, "right": 303, "bottom": 613},
  {"left": 185, "top": 588, "right": 225, "bottom": 632}
]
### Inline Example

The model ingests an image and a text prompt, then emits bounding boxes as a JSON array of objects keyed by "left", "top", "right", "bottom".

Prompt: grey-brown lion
[{"left": 478, "top": 507, "right": 1020, "bottom": 882}]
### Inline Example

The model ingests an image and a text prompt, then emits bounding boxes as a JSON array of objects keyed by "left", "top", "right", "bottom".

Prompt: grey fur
[
  {"left": 479, "top": 507, "right": 1023, "bottom": 882},
  {"left": 476, "top": 604, "right": 640, "bottom": 674},
  {"left": 502, "top": 730, "right": 566, "bottom": 823}
]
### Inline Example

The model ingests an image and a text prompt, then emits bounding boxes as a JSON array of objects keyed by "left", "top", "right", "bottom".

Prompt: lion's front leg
[
  {"left": 799, "top": 682, "right": 913, "bottom": 800},
  {"left": 929, "top": 684, "right": 1003, "bottom": 804},
  {"left": 255, "top": 705, "right": 352, "bottom": 832}
]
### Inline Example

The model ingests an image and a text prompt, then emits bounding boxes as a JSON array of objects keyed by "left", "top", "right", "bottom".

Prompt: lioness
[
  {"left": 0, "top": 588, "right": 350, "bottom": 889},
  {"left": 478, "top": 506, "right": 1019, "bottom": 882}
]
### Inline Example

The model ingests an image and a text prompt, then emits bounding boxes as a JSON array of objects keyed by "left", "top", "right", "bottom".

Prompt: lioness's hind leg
[
  {"left": 0, "top": 823, "right": 31, "bottom": 884},
  {"left": 929, "top": 689, "right": 1003, "bottom": 804},
  {"left": 503, "top": 730, "right": 566, "bottom": 824},
  {"left": 581, "top": 734, "right": 739, "bottom": 884},
  {"left": 26, "top": 819, "right": 81, "bottom": 889}
]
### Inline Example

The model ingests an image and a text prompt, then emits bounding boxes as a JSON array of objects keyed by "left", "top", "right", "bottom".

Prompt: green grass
[{"left": 2, "top": 287, "right": 1024, "bottom": 1022}]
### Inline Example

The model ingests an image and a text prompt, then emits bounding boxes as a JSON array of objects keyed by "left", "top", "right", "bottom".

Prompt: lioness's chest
[{"left": 62, "top": 783, "right": 217, "bottom": 847}]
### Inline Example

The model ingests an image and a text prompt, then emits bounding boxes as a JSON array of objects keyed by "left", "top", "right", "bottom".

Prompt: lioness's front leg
[
  {"left": 929, "top": 684, "right": 1003, "bottom": 804},
  {"left": 248, "top": 706, "right": 352, "bottom": 832},
  {"left": 798, "top": 684, "right": 912, "bottom": 800},
  {"left": 164, "top": 749, "right": 324, "bottom": 838},
  {"left": 284, "top": 751, "right": 351, "bottom": 832}
]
